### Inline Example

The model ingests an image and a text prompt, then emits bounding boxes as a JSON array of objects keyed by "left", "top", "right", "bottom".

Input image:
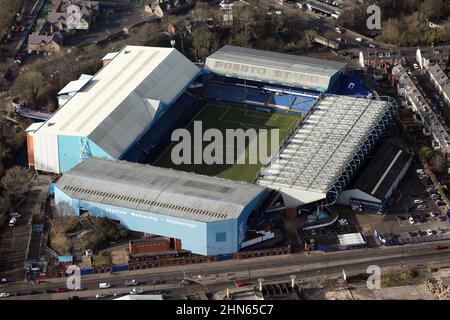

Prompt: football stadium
[{"left": 27, "top": 45, "right": 397, "bottom": 255}]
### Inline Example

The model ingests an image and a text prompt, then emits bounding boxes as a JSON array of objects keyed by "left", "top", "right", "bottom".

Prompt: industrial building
[
  {"left": 54, "top": 158, "right": 267, "bottom": 256},
  {"left": 337, "top": 143, "right": 413, "bottom": 212},
  {"left": 205, "top": 45, "right": 346, "bottom": 92},
  {"left": 257, "top": 95, "right": 397, "bottom": 208},
  {"left": 31, "top": 46, "right": 200, "bottom": 174}
]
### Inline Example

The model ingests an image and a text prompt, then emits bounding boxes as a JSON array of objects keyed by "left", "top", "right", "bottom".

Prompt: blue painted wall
[
  {"left": 58, "top": 135, "right": 113, "bottom": 173},
  {"left": 55, "top": 187, "right": 246, "bottom": 255}
]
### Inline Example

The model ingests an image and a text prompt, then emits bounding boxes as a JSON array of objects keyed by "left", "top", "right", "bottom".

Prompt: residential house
[
  {"left": 428, "top": 63, "right": 450, "bottom": 106},
  {"left": 416, "top": 46, "right": 450, "bottom": 70}
]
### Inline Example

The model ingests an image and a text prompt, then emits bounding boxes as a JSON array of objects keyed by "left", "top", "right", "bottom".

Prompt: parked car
[
  {"left": 180, "top": 279, "right": 192, "bottom": 286},
  {"left": 413, "top": 199, "right": 424, "bottom": 204},
  {"left": 0, "top": 292, "right": 10, "bottom": 298},
  {"left": 236, "top": 280, "right": 247, "bottom": 288},
  {"left": 435, "top": 245, "right": 448, "bottom": 250},
  {"left": 413, "top": 63, "right": 419, "bottom": 69},
  {"left": 152, "top": 279, "right": 165, "bottom": 285},
  {"left": 68, "top": 295, "right": 79, "bottom": 300},
  {"left": 409, "top": 217, "right": 415, "bottom": 224},
  {"left": 0, "top": 278, "right": 7, "bottom": 284},
  {"left": 429, "top": 211, "right": 439, "bottom": 217},
  {"left": 113, "top": 291, "right": 126, "bottom": 297},
  {"left": 426, "top": 229, "right": 434, "bottom": 236},
  {"left": 355, "top": 37, "right": 362, "bottom": 42},
  {"left": 55, "top": 287, "right": 68, "bottom": 293},
  {"left": 95, "top": 293, "right": 107, "bottom": 299},
  {"left": 9, "top": 212, "right": 21, "bottom": 218},
  {"left": 416, "top": 204, "right": 428, "bottom": 210},
  {"left": 335, "top": 27, "right": 343, "bottom": 33},
  {"left": 8, "top": 217, "right": 16, "bottom": 227}
]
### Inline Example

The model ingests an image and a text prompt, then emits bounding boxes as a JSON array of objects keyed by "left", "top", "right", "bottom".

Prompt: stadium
[{"left": 28, "top": 45, "right": 396, "bottom": 255}]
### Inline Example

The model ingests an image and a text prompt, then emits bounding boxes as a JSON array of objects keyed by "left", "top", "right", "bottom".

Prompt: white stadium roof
[
  {"left": 56, "top": 158, "right": 266, "bottom": 223},
  {"left": 35, "top": 46, "right": 200, "bottom": 159},
  {"left": 205, "top": 45, "right": 347, "bottom": 91},
  {"left": 257, "top": 95, "right": 393, "bottom": 206}
]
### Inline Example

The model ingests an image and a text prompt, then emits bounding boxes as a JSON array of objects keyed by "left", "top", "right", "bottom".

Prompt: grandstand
[
  {"left": 257, "top": 95, "right": 397, "bottom": 207},
  {"left": 154, "top": 102, "right": 301, "bottom": 183},
  {"left": 205, "top": 45, "right": 347, "bottom": 92},
  {"left": 31, "top": 46, "right": 200, "bottom": 174}
]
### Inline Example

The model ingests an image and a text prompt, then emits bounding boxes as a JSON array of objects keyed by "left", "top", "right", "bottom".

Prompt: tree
[
  {"left": 430, "top": 153, "right": 447, "bottom": 174},
  {"left": 419, "top": 146, "right": 434, "bottom": 162},
  {"left": 0, "top": 166, "right": 29, "bottom": 211},
  {"left": 54, "top": 201, "right": 77, "bottom": 234},
  {"left": 190, "top": 26, "right": 216, "bottom": 61},
  {"left": 11, "top": 70, "right": 44, "bottom": 107}
]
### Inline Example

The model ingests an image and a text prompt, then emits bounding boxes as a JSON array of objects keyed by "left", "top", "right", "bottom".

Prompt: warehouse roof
[
  {"left": 205, "top": 45, "right": 346, "bottom": 91},
  {"left": 57, "top": 74, "right": 93, "bottom": 95},
  {"left": 257, "top": 95, "right": 393, "bottom": 204},
  {"left": 56, "top": 158, "right": 266, "bottom": 223},
  {"left": 35, "top": 46, "right": 200, "bottom": 158},
  {"left": 352, "top": 144, "right": 412, "bottom": 200}
]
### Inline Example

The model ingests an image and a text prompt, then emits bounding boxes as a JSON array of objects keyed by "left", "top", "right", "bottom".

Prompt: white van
[{"left": 99, "top": 283, "right": 111, "bottom": 289}]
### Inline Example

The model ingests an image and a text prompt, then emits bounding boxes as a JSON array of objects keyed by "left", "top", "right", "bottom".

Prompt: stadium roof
[
  {"left": 352, "top": 144, "right": 412, "bottom": 201},
  {"left": 56, "top": 158, "right": 266, "bottom": 223},
  {"left": 35, "top": 46, "right": 200, "bottom": 158},
  {"left": 205, "top": 45, "right": 347, "bottom": 91},
  {"left": 57, "top": 74, "right": 93, "bottom": 95},
  {"left": 257, "top": 95, "right": 393, "bottom": 205}
]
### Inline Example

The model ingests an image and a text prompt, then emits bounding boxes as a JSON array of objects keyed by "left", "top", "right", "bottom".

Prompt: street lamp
[
  {"left": 257, "top": 278, "right": 264, "bottom": 292},
  {"left": 290, "top": 275, "right": 296, "bottom": 289}
]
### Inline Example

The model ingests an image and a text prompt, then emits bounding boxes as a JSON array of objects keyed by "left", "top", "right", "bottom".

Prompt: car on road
[
  {"left": 413, "top": 199, "right": 424, "bottom": 204},
  {"left": 235, "top": 280, "right": 247, "bottom": 288},
  {"left": 427, "top": 229, "right": 434, "bottom": 236},
  {"left": 95, "top": 293, "right": 107, "bottom": 299},
  {"left": 0, "top": 292, "right": 10, "bottom": 298},
  {"left": 180, "top": 279, "right": 193, "bottom": 286},
  {"left": 99, "top": 282, "right": 111, "bottom": 289},
  {"left": 125, "top": 279, "right": 139, "bottom": 286},
  {"left": 335, "top": 27, "right": 343, "bottom": 33},
  {"left": 152, "top": 279, "right": 166, "bottom": 285},
  {"left": 130, "top": 288, "right": 144, "bottom": 295},
  {"left": 429, "top": 211, "right": 439, "bottom": 217},
  {"left": 413, "top": 63, "right": 419, "bottom": 69},
  {"left": 8, "top": 217, "right": 16, "bottom": 227},
  {"left": 56, "top": 287, "right": 68, "bottom": 293},
  {"left": 355, "top": 37, "right": 362, "bottom": 42},
  {"left": 435, "top": 245, "right": 448, "bottom": 250},
  {"left": 409, "top": 217, "right": 415, "bottom": 224},
  {"left": 113, "top": 291, "right": 126, "bottom": 297}
]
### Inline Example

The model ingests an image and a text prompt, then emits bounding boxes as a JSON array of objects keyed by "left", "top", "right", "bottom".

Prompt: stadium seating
[{"left": 122, "top": 92, "right": 202, "bottom": 164}]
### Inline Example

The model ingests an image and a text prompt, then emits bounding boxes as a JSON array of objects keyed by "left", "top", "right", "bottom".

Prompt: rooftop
[
  {"left": 34, "top": 46, "right": 200, "bottom": 158},
  {"left": 429, "top": 63, "right": 450, "bottom": 98},
  {"left": 205, "top": 45, "right": 346, "bottom": 90},
  {"left": 352, "top": 143, "right": 412, "bottom": 200},
  {"left": 56, "top": 158, "right": 266, "bottom": 223},
  {"left": 257, "top": 95, "right": 393, "bottom": 204}
]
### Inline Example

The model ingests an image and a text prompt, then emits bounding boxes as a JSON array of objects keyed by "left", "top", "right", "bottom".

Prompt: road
[
  {"left": 2, "top": 239, "right": 450, "bottom": 300},
  {"left": 0, "top": 174, "right": 53, "bottom": 281}
]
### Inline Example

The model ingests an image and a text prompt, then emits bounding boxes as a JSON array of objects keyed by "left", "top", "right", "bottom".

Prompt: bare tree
[
  {"left": 190, "top": 26, "right": 216, "bottom": 61},
  {"left": 11, "top": 70, "right": 44, "bottom": 107}
]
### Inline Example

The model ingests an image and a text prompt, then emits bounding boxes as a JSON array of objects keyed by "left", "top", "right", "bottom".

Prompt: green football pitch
[{"left": 154, "top": 102, "right": 302, "bottom": 183}]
